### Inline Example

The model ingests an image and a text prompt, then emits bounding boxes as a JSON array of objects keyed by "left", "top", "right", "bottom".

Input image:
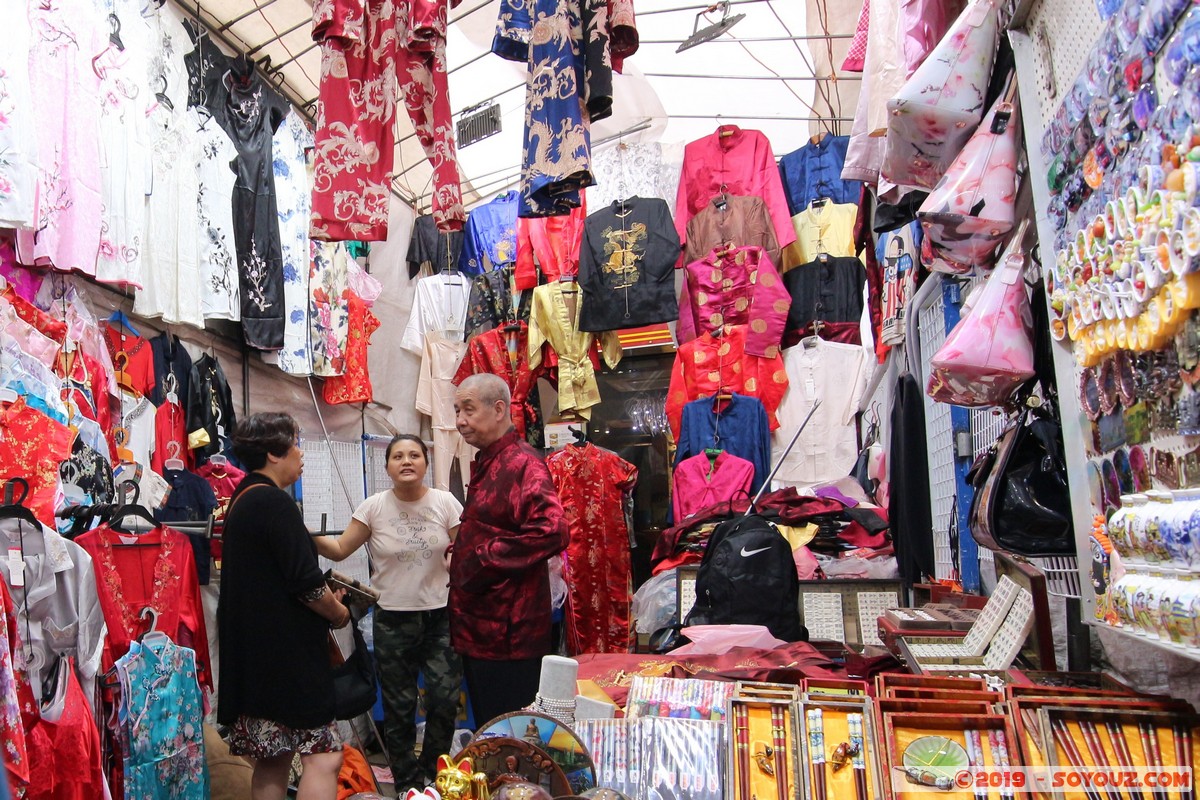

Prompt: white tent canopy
[{"left": 178, "top": 0, "right": 860, "bottom": 214}]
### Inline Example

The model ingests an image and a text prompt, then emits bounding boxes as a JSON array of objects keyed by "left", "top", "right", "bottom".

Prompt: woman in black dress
[{"left": 217, "top": 412, "right": 349, "bottom": 799}]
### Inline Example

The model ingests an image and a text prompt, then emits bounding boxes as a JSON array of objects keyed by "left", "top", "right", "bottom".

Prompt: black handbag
[
  {"left": 329, "top": 619, "right": 378, "bottom": 720},
  {"left": 967, "top": 402, "right": 1074, "bottom": 556}
]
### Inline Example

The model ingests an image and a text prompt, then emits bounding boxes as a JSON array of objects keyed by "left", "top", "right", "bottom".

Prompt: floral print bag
[
  {"left": 882, "top": 0, "right": 1001, "bottom": 189},
  {"left": 918, "top": 79, "right": 1021, "bottom": 274}
]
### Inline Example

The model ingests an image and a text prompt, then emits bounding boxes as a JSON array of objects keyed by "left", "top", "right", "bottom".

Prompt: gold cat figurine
[{"left": 435, "top": 755, "right": 491, "bottom": 800}]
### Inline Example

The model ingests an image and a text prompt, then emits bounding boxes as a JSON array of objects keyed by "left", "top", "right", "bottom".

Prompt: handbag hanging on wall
[
  {"left": 917, "top": 77, "right": 1021, "bottom": 275},
  {"left": 882, "top": 0, "right": 1001, "bottom": 189},
  {"left": 926, "top": 224, "right": 1036, "bottom": 408},
  {"left": 967, "top": 397, "right": 1074, "bottom": 556}
]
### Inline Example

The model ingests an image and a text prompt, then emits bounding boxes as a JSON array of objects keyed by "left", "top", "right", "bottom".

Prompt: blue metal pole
[{"left": 941, "top": 279, "right": 980, "bottom": 591}]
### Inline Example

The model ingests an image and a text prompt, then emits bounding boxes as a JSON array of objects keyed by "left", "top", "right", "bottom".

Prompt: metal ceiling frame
[{"left": 162, "top": 0, "right": 859, "bottom": 214}]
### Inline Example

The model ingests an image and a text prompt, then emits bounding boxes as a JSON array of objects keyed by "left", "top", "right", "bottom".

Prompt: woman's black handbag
[
  {"left": 329, "top": 619, "right": 378, "bottom": 720},
  {"left": 967, "top": 403, "right": 1074, "bottom": 556}
]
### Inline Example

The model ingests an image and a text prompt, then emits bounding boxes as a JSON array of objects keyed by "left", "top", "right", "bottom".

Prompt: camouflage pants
[{"left": 373, "top": 607, "right": 463, "bottom": 790}]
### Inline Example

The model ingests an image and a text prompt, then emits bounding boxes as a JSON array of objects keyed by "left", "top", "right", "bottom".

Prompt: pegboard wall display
[
  {"left": 918, "top": 287, "right": 961, "bottom": 583},
  {"left": 299, "top": 437, "right": 367, "bottom": 533},
  {"left": 1011, "top": 0, "right": 1200, "bottom": 657}
]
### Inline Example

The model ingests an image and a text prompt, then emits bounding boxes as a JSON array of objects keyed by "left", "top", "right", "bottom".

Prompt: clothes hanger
[
  {"left": 108, "top": 12, "right": 125, "bottom": 52},
  {"left": 154, "top": 73, "right": 173, "bottom": 112},
  {"left": 108, "top": 480, "right": 160, "bottom": 535},
  {"left": 107, "top": 309, "right": 140, "bottom": 337},
  {"left": 568, "top": 424, "right": 587, "bottom": 446},
  {"left": 138, "top": 607, "right": 171, "bottom": 644},
  {"left": 803, "top": 320, "right": 826, "bottom": 348},
  {"left": 163, "top": 441, "right": 186, "bottom": 472},
  {"left": 0, "top": 478, "right": 37, "bottom": 528}
]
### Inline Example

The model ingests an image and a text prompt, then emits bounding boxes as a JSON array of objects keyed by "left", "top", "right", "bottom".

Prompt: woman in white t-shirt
[{"left": 315, "top": 434, "right": 463, "bottom": 791}]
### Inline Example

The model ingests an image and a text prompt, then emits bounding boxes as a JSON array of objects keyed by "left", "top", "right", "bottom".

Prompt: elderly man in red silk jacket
[{"left": 449, "top": 373, "right": 569, "bottom": 726}]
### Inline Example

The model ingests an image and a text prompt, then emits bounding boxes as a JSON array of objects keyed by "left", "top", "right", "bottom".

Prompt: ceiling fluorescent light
[{"left": 677, "top": 1, "right": 746, "bottom": 53}]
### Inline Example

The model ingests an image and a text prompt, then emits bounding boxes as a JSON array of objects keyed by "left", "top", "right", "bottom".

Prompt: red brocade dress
[
  {"left": 546, "top": 443, "right": 638, "bottom": 654},
  {"left": 74, "top": 525, "right": 211, "bottom": 691}
]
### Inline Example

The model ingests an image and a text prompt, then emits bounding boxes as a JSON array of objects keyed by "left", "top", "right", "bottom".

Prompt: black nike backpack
[{"left": 684, "top": 514, "right": 807, "bottom": 642}]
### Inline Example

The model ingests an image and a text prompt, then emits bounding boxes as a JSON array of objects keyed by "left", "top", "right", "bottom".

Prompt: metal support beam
[
  {"left": 247, "top": 16, "right": 311, "bottom": 56},
  {"left": 450, "top": 0, "right": 495, "bottom": 24},
  {"left": 644, "top": 72, "right": 861, "bottom": 81},
  {"left": 639, "top": 34, "right": 853, "bottom": 44},
  {"left": 270, "top": 41, "right": 319, "bottom": 73},
  {"left": 666, "top": 113, "right": 855, "bottom": 121},
  {"left": 449, "top": 50, "right": 492, "bottom": 75},
  {"left": 640, "top": 0, "right": 770, "bottom": 15},
  {"left": 216, "top": 0, "right": 283, "bottom": 32}
]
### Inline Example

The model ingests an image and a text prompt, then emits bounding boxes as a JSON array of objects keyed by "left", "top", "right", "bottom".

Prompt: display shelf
[{"left": 1009, "top": 0, "right": 1200, "bottom": 661}]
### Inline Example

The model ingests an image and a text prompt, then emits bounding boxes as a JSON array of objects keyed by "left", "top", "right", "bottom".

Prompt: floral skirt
[{"left": 228, "top": 714, "right": 342, "bottom": 759}]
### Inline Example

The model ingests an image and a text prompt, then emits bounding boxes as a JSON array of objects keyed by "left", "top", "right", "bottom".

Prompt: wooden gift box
[
  {"left": 992, "top": 553, "right": 1056, "bottom": 670},
  {"left": 876, "top": 674, "right": 989, "bottom": 696},
  {"left": 726, "top": 696, "right": 801, "bottom": 800},
  {"left": 874, "top": 699, "right": 996, "bottom": 751},
  {"left": 1012, "top": 697, "right": 1196, "bottom": 800},
  {"left": 1005, "top": 671, "right": 1139, "bottom": 694},
  {"left": 735, "top": 681, "right": 803, "bottom": 701},
  {"left": 798, "top": 696, "right": 884, "bottom": 800},
  {"left": 879, "top": 615, "right": 966, "bottom": 654},
  {"left": 879, "top": 711, "right": 1025, "bottom": 800},
  {"left": 884, "top": 608, "right": 960, "bottom": 631},
  {"left": 797, "top": 579, "right": 906, "bottom": 647},
  {"left": 803, "top": 678, "right": 870, "bottom": 698},
  {"left": 886, "top": 687, "right": 1003, "bottom": 704},
  {"left": 1035, "top": 706, "right": 1200, "bottom": 800}
]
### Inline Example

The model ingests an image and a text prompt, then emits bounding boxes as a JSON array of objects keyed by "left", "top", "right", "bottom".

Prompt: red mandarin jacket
[{"left": 448, "top": 429, "right": 569, "bottom": 659}]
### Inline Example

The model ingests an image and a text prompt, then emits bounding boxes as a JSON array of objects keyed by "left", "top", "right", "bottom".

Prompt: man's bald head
[{"left": 455, "top": 374, "right": 513, "bottom": 449}]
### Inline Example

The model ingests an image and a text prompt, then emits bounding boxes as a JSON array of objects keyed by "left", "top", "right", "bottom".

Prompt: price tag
[{"left": 7, "top": 548, "right": 25, "bottom": 588}]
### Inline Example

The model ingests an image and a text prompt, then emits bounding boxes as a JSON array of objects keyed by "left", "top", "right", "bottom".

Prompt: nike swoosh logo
[{"left": 740, "top": 545, "right": 772, "bottom": 557}]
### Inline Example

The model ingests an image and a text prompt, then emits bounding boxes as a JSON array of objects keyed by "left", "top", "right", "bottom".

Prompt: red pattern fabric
[
  {"left": 0, "top": 286, "right": 66, "bottom": 344},
  {"left": 196, "top": 462, "right": 246, "bottom": 522},
  {"left": 452, "top": 322, "right": 548, "bottom": 441},
  {"left": 514, "top": 203, "right": 588, "bottom": 291},
  {"left": 310, "top": 0, "right": 466, "bottom": 240},
  {"left": 22, "top": 664, "right": 104, "bottom": 800},
  {"left": 574, "top": 642, "right": 846, "bottom": 708},
  {"left": 665, "top": 325, "right": 788, "bottom": 441},
  {"left": 448, "top": 429, "right": 568, "bottom": 660},
  {"left": 75, "top": 525, "right": 212, "bottom": 691},
  {"left": 323, "top": 292, "right": 381, "bottom": 405},
  {"left": 851, "top": 187, "right": 888, "bottom": 362},
  {"left": 546, "top": 444, "right": 638, "bottom": 655},
  {"left": 676, "top": 245, "right": 791, "bottom": 358},
  {"left": 103, "top": 326, "right": 155, "bottom": 398},
  {"left": 1, "top": 580, "right": 28, "bottom": 787},
  {"left": 0, "top": 398, "right": 75, "bottom": 528}
]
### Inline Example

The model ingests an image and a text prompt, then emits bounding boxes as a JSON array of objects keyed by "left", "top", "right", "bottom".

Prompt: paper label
[{"left": 7, "top": 548, "right": 25, "bottom": 587}]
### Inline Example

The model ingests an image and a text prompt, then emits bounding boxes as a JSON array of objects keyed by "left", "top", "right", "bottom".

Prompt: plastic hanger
[
  {"left": 108, "top": 481, "right": 160, "bottom": 535},
  {"left": 163, "top": 441, "right": 186, "bottom": 472},
  {"left": 0, "top": 478, "right": 37, "bottom": 527},
  {"left": 106, "top": 309, "right": 140, "bottom": 337},
  {"left": 154, "top": 74, "right": 173, "bottom": 112},
  {"left": 138, "top": 607, "right": 170, "bottom": 644}
]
